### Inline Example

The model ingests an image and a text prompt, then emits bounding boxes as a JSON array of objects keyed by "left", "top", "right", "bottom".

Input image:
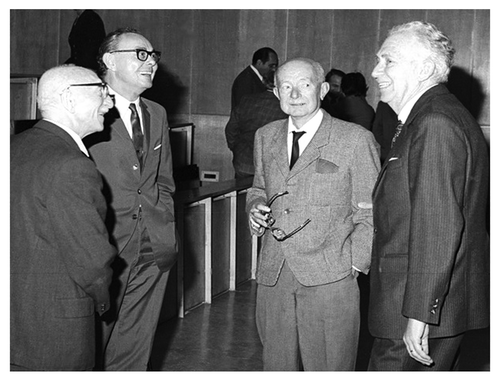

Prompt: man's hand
[
  {"left": 248, "top": 203, "right": 271, "bottom": 236},
  {"left": 403, "top": 318, "right": 434, "bottom": 366}
]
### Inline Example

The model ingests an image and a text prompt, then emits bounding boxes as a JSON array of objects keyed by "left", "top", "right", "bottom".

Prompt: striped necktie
[
  {"left": 391, "top": 120, "right": 404, "bottom": 148},
  {"left": 129, "top": 103, "right": 144, "bottom": 166}
]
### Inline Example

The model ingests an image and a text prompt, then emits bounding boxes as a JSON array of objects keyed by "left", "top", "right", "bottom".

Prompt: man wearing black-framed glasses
[
  {"left": 85, "top": 28, "right": 177, "bottom": 371},
  {"left": 247, "top": 58, "right": 380, "bottom": 371}
]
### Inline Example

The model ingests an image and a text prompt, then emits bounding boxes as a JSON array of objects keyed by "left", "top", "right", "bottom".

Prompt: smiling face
[
  {"left": 274, "top": 60, "right": 329, "bottom": 129},
  {"left": 372, "top": 31, "right": 428, "bottom": 114},
  {"left": 104, "top": 32, "right": 158, "bottom": 100}
]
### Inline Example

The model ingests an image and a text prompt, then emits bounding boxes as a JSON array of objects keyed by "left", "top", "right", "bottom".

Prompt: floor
[{"left": 150, "top": 276, "right": 490, "bottom": 371}]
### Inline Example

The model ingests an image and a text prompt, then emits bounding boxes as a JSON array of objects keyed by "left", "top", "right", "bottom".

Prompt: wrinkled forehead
[{"left": 277, "top": 61, "right": 316, "bottom": 83}]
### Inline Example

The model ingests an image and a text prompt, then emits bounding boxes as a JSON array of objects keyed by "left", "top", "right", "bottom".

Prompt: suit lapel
[{"left": 269, "top": 120, "right": 290, "bottom": 178}]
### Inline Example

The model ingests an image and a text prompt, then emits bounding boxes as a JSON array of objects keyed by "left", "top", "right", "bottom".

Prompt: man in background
[
  {"left": 85, "top": 28, "right": 178, "bottom": 370},
  {"left": 11, "top": 65, "right": 116, "bottom": 370},
  {"left": 225, "top": 77, "right": 287, "bottom": 178},
  {"left": 231, "top": 47, "right": 278, "bottom": 110},
  {"left": 368, "top": 21, "right": 489, "bottom": 371}
]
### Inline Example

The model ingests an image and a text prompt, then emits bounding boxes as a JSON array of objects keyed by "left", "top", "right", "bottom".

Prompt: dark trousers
[
  {"left": 256, "top": 262, "right": 360, "bottom": 370},
  {"left": 97, "top": 221, "right": 169, "bottom": 371},
  {"left": 368, "top": 334, "right": 464, "bottom": 371}
]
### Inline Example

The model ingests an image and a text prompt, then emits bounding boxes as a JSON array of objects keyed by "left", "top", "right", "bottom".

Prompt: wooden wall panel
[
  {"left": 236, "top": 9, "right": 288, "bottom": 68},
  {"left": 286, "top": 10, "right": 333, "bottom": 67},
  {"left": 191, "top": 10, "right": 239, "bottom": 115},
  {"left": 10, "top": 10, "right": 61, "bottom": 75}
]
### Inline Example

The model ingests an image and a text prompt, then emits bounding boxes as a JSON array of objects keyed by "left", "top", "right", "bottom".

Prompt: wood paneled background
[{"left": 10, "top": 9, "right": 490, "bottom": 181}]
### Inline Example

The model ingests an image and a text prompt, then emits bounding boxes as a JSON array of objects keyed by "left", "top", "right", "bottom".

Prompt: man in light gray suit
[{"left": 247, "top": 58, "right": 380, "bottom": 370}]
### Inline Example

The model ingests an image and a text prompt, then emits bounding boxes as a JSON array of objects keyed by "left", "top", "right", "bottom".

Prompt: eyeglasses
[
  {"left": 109, "top": 48, "right": 161, "bottom": 63},
  {"left": 264, "top": 191, "right": 311, "bottom": 241},
  {"left": 67, "top": 82, "right": 109, "bottom": 98}
]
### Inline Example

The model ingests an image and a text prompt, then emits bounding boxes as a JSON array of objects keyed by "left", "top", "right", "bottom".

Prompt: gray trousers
[
  {"left": 98, "top": 221, "right": 169, "bottom": 371},
  {"left": 256, "top": 261, "right": 360, "bottom": 370}
]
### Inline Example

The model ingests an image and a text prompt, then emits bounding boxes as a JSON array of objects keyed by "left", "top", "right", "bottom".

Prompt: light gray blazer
[{"left": 247, "top": 110, "right": 380, "bottom": 286}]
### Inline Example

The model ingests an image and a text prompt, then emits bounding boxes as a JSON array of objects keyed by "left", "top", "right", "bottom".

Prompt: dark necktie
[
  {"left": 290, "top": 131, "right": 306, "bottom": 169},
  {"left": 391, "top": 120, "right": 404, "bottom": 148},
  {"left": 129, "top": 103, "right": 144, "bottom": 165}
]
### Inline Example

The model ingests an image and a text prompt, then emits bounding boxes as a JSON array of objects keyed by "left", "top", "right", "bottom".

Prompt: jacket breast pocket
[{"left": 307, "top": 171, "right": 349, "bottom": 206}]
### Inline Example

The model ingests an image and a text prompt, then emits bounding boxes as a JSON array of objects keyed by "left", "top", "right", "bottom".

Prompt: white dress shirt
[
  {"left": 109, "top": 87, "right": 143, "bottom": 137},
  {"left": 286, "top": 109, "right": 324, "bottom": 164}
]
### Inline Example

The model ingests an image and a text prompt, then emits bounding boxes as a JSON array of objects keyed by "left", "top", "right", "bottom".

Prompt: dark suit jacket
[
  {"left": 368, "top": 84, "right": 490, "bottom": 339},
  {"left": 85, "top": 97, "right": 178, "bottom": 272},
  {"left": 225, "top": 90, "right": 287, "bottom": 175},
  {"left": 10, "top": 121, "right": 116, "bottom": 370},
  {"left": 247, "top": 111, "right": 380, "bottom": 286},
  {"left": 231, "top": 65, "right": 267, "bottom": 110}
]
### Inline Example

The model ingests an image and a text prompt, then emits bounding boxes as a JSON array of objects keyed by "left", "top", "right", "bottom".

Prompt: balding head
[
  {"left": 37, "top": 65, "right": 99, "bottom": 115},
  {"left": 37, "top": 65, "right": 113, "bottom": 138}
]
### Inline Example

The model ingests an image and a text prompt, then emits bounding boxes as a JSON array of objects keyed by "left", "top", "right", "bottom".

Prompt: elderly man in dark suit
[
  {"left": 225, "top": 79, "right": 287, "bottom": 178},
  {"left": 368, "top": 21, "right": 489, "bottom": 371},
  {"left": 247, "top": 58, "right": 380, "bottom": 370},
  {"left": 230, "top": 47, "right": 278, "bottom": 111},
  {"left": 85, "top": 27, "right": 178, "bottom": 370},
  {"left": 11, "top": 65, "right": 116, "bottom": 371}
]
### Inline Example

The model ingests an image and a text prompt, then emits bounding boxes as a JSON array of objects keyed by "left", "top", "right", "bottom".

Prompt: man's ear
[
  {"left": 273, "top": 86, "right": 280, "bottom": 100},
  {"left": 102, "top": 52, "right": 115, "bottom": 72},
  {"left": 418, "top": 59, "right": 435, "bottom": 82},
  {"left": 320, "top": 82, "right": 330, "bottom": 100},
  {"left": 60, "top": 89, "right": 75, "bottom": 113}
]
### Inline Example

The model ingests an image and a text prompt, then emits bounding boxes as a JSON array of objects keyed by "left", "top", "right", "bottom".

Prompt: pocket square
[
  {"left": 388, "top": 157, "right": 399, "bottom": 162},
  {"left": 154, "top": 144, "right": 162, "bottom": 151},
  {"left": 316, "top": 159, "right": 339, "bottom": 174}
]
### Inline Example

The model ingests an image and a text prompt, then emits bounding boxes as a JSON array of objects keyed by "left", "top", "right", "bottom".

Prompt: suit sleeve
[
  {"left": 225, "top": 108, "right": 239, "bottom": 152},
  {"left": 246, "top": 128, "right": 267, "bottom": 213},
  {"left": 47, "top": 156, "right": 116, "bottom": 315},
  {"left": 349, "top": 130, "right": 381, "bottom": 273},
  {"left": 402, "top": 113, "right": 467, "bottom": 324}
]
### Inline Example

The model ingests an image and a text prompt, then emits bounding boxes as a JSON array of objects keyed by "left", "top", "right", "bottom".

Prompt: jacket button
[
  {"left": 133, "top": 164, "right": 139, "bottom": 170},
  {"left": 137, "top": 189, "right": 142, "bottom": 194}
]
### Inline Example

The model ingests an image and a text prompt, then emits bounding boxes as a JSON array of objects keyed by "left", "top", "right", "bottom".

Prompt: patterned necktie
[
  {"left": 290, "top": 131, "right": 306, "bottom": 169},
  {"left": 391, "top": 120, "right": 404, "bottom": 148},
  {"left": 129, "top": 103, "right": 144, "bottom": 165}
]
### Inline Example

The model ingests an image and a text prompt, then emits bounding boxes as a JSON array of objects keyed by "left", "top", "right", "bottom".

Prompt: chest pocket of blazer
[{"left": 307, "top": 160, "right": 348, "bottom": 206}]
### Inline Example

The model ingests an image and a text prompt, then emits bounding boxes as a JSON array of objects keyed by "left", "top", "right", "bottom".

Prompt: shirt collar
[
  {"left": 249, "top": 64, "right": 263, "bottom": 82},
  {"left": 287, "top": 108, "right": 324, "bottom": 135},
  {"left": 44, "top": 118, "right": 89, "bottom": 157},
  {"left": 109, "top": 86, "right": 140, "bottom": 112},
  {"left": 398, "top": 84, "right": 437, "bottom": 123}
]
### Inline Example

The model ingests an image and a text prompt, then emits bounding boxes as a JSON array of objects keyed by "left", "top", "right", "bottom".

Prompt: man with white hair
[
  {"left": 368, "top": 21, "right": 489, "bottom": 371},
  {"left": 10, "top": 65, "right": 116, "bottom": 370}
]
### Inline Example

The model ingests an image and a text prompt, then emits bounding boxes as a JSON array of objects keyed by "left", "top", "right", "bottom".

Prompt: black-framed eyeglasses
[
  {"left": 109, "top": 48, "right": 161, "bottom": 63},
  {"left": 264, "top": 191, "right": 311, "bottom": 241},
  {"left": 67, "top": 82, "right": 109, "bottom": 98}
]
